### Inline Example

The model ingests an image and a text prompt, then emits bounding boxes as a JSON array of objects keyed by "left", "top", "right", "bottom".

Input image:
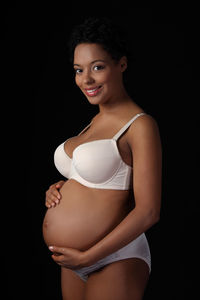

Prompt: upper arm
[{"left": 127, "top": 115, "right": 162, "bottom": 218}]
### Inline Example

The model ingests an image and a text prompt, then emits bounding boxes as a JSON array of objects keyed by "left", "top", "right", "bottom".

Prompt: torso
[
  {"left": 43, "top": 107, "right": 141, "bottom": 251},
  {"left": 43, "top": 180, "right": 132, "bottom": 250}
]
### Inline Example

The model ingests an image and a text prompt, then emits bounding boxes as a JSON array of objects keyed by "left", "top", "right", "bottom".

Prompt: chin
[
  {"left": 86, "top": 92, "right": 111, "bottom": 105},
  {"left": 87, "top": 97, "right": 108, "bottom": 106}
]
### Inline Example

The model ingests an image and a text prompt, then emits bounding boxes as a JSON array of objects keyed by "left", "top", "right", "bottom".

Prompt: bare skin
[{"left": 43, "top": 43, "right": 162, "bottom": 299}]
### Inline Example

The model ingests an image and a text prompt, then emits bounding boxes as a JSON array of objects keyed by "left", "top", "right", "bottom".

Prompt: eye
[
  {"left": 93, "top": 65, "right": 105, "bottom": 71},
  {"left": 74, "top": 68, "right": 82, "bottom": 74}
]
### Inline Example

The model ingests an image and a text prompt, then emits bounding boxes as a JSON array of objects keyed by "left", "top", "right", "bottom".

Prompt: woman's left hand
[{"left": 49, "top": 246, "right": 89, "bottom": 269}]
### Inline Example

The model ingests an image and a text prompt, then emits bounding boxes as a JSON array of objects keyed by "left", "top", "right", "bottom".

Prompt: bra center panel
[{"left": 63, "top": 137, "right": 77, "bottom": 159}]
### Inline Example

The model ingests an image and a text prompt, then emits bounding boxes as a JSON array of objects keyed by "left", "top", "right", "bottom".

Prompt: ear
[{"left": 119, "top": 56, "right": 127, "bottom": 72}]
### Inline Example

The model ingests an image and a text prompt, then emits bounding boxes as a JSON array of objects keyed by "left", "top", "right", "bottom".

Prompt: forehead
[{"left": 73, "top": 43, "right": 111, "bottom": 64}]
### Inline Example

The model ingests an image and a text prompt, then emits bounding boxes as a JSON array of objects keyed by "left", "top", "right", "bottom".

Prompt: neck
[{"left": 98, "top": 89, "right": 132, "bottom": 114}]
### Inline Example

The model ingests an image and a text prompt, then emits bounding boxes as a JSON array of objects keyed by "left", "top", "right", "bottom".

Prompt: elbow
[
  {"left": 134, "top": 204, "right": 161, "bottom": 230},
  {"left": 144, "top": 209, "right": 160, "bottom": 229},
  {"left": 147, "top": 211, "right": 160, "bottom": 227},
  {"left": 152, "top": 211, "right": 160, "bottom": 225}
]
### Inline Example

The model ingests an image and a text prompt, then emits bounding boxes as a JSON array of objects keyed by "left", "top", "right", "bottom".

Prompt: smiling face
[{"left": 73, "top": 43, "right": 127, "bottom": 105}]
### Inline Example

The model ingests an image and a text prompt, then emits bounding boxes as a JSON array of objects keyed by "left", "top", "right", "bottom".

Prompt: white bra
[{"left": 54, "top": 113, "right": 146, "bottom": 190}]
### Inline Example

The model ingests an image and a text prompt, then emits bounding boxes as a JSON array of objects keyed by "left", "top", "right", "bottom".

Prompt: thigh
[
  {"left": 61, "top": 267, "right": 86, "bottom": 300},
  {"left": 85, "top": 258, "right": 149, "bottom": 300}
]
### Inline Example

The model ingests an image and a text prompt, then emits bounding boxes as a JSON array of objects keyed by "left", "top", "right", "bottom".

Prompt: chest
[{"left": 64, "top": 128, "right": 133, "bottom": 167}]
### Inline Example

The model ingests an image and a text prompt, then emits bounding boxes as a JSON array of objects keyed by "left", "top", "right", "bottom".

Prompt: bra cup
[
  {"left": 54, "top": 143, "right": 71, "bottom": 178},
  {"left": 73, "top": 140, "right": 121, "bottom": 184}
]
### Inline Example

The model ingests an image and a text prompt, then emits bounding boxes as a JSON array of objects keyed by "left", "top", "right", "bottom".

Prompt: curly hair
[{"left": 68, "top": 17, "right": 131, "bottom": 64}]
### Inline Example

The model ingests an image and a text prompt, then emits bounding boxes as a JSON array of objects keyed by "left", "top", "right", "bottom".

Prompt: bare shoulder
[{"left": 127, "top": 113, "right": 161, "bottom": 149}]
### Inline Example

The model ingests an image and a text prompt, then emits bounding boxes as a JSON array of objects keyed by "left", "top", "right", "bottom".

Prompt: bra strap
[
  {"left": 113, "top": 113, "right": 146, "bottom": 141},
  {"left": 78, "top": 121, "right": 93, "bottom": 136}
]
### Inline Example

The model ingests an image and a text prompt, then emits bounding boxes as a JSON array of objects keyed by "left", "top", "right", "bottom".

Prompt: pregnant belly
[{"left": 43, "top": 180, "right": 129, "bottom": 251}]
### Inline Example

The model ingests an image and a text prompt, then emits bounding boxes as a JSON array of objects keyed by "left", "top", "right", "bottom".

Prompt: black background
[{"left": 2, "top": 4, "right": 199, "bottom": 300}]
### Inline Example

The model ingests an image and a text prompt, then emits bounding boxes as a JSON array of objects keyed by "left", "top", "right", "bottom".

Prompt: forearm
[{"left": 84, "top": 208, "right": 159, "bottom": 266}]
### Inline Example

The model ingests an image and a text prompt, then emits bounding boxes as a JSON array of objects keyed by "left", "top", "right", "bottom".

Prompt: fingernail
[{"left": 49, "top": 246, "right": 53, "bottom": 250}]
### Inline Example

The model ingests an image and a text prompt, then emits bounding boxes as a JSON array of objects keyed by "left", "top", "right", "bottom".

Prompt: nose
[{"left": 83, "top": 70, "right": 95, "bottom": 85}]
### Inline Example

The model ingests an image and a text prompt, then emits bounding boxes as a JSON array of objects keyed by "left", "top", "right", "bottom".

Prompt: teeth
[{"left": 88, "top": 88, "right": 98, "bottom": 92}]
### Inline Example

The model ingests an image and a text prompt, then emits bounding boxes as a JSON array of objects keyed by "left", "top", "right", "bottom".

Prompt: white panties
[{"left": 73, "top": 233, "right": 151, "bottom": 282}]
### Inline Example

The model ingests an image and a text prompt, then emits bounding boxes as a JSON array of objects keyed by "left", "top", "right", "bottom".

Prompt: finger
[
  {"left": 49, "top": 246, "right": 65, "bottom": 254},
  {"left": 46, "top": 190, "right": 60, "bottom": 206},
  {"left": 55, "top": 180, "right": 65, "bottom": 189},
  {"left": 47, "top": 193, "right": 60, "bottom": 205},
  {"left": 51, "top": 254, "right": 72, "bottom": 269},
  {"left": 45, "top": 201, "right": 52, "bottom": 208},
  {"left": 49, "top": 187, "right": 61, "bottom": 202},
  {"left": 45, "top": 195, "right": 57, "bottom": 208},
  {"left": 52, "top": 256, "right": 70, "bottom": 268},
  {"left": 45, "top": 200, "right": 56, "bottom": 208},
  {"left": 45, "top": 181, "right": 64, "bottom": 208},
  {"left": 51, "top": 191, "right": 61, "bottom": 202},
  {"left": 51, "top": 254, "right": 64, "bottom": 262},
  {"left": 51, "top": 181, "right": 64, "bottom": 191},
  {"left": 45, "top": 194, "right": 54, "bottom": 208}
]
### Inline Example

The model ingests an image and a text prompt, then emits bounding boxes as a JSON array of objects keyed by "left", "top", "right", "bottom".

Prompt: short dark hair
[{"left": 68, "top": 17, "right": 131, "bottom": 64}]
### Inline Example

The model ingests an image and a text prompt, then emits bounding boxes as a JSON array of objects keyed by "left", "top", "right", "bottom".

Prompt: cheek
[
  {"left": 103, "top": 73, "right": 118, "bottom": 88},
  {"left": 99, "top": 71, "right": 114, "bottom": 86},
  {"left": 75, "top": 76, "right": 80, "bottom": 87}
]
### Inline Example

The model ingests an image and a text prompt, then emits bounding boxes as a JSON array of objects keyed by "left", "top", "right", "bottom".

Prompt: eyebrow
[{"left": 73, "top": 59, "right": 106, "bottom": 67}]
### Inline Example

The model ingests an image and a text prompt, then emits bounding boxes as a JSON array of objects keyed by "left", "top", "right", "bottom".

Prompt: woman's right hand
[{"left": 45, "top": 180, "right": 65, "bottom": 208}]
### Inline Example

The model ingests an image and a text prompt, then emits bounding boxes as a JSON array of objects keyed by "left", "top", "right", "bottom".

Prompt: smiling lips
[{"left": 84, "top": 85, "right": 102, "bottom": 97}]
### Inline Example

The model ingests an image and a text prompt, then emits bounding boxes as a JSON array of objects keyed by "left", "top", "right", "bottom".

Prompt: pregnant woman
[{"left": 43, "top": 17, "right": 162, "bottom": 300}]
